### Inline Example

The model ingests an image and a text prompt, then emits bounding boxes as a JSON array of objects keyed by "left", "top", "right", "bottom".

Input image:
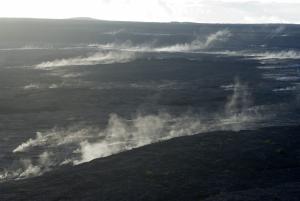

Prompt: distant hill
[{"left": 68, "top": 17, "right": 99, "bottom": 21}]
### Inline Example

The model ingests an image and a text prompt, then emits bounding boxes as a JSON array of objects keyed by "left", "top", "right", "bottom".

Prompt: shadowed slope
[{"left": 1, "top": 125, "right": 300, "bottom": 201}]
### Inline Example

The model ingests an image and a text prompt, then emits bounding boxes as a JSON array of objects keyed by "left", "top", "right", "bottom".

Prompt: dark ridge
[{"left": 1, "top": 125, "right": 300, "bottom": 201}]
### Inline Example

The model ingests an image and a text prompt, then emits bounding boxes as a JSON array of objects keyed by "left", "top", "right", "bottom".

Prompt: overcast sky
[{"left": 1, "top": 0, "right": 300, "bottom": 23}]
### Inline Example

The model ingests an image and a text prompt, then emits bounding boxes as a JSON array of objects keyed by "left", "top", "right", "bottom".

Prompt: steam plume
[
  {"left": 1, "top": 79, "right": 271, "bottom": 181},
  {"left": 35, "top": 51, "right": 136, "bottom": 69}
]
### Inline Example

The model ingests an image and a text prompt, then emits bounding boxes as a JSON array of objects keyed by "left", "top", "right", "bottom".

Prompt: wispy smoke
[
  {"left": 91, "top": 40, "right": 157, "bottom": 52},
  {"left": 21, "top": 80, "right": 188, "bottom": 91},
  {"left": 23, "top": 83, "right": 41, "bottom": 90},
  {"left": 221, "top": 79, "right": 263, "bottom": 131},
  {"left": 208, "top": 50, "right": 300, "bottom": 61},
  {"left": 273, "top": 86, "right": 298, "bottom": 92},
  {"left": 18, "top": 152, "right": 54, "bottom": 178},
  {"left": 0, "top": 79, "right": 271, "bottom": 181},
  {"left": 13, "top": 127, "right": 98, "bottom": 153},
  {"left": 35, "top": 51, "right": 136, "bottom": 69},
  {"left": 90, "top": 29, "right": 232, "bottom": 53},
  {"left": 153, "top": 29, "right": 231, "bottom": 52},
  {"left": 225, "top": 79, "right": 252, "bottom": 115},
  {"left": 267, "top": 25, "right": 286, "bottom": 39},
  {"left": 31, "top": 30, "right": 231, "bottom": 70},
  {"left": 73, "top": 113, "right": 207, "bottom": 164},
  {"left": 263, "top": 73, "right": 300, "bottom": 82},
  {"left": 0, "top": 152, "right": 54, "bottom": 180},
  {"left": 0, "top": 45, "right": 55, "bottom": 51},
  {"left": 22, "top": 79, "right": 94, "bottom": 90},
  {"left": 251, "top": 50, "right": 300, "bottom": 61}
]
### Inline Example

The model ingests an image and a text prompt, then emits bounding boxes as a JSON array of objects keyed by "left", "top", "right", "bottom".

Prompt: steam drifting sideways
[
  {"left": 35, "top": 51, "right": 137, "bottom": 69},
  {"left": 155, "top": 29, "right": 232, "bottom": 52},
  {"left": 20, "top": 29, "right": 233, "bottom": 75},
  {"left": 0, "top": 79, "right": 273, "bottom": 181},
  {"left": 32, "top": 29, "right": 232, "bottom": 70},
  {"left": 1, "top": 23, "right": 299, "bottom": 186},
  {"left": 90, "top": 29, "right": 232, "bottom": 53}
]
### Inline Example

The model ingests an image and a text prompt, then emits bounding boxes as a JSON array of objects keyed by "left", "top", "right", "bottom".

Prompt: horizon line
[{"left": 0, "top": 17, "right": 299, "bottom": 25}]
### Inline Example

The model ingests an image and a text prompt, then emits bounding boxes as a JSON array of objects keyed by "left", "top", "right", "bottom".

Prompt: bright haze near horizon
[{"left": 1, "top": 0, "right": 300, "bottom": 24}]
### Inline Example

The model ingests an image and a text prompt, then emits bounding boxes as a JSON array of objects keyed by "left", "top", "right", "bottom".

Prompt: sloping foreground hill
[{"left": 1, "top": 126, "right": 300, "bottom": 201}]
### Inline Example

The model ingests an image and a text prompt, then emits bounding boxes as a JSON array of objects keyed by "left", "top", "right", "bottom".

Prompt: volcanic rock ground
[{"left": 1, "top": 125, "right": 299, "bottom": 201}]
